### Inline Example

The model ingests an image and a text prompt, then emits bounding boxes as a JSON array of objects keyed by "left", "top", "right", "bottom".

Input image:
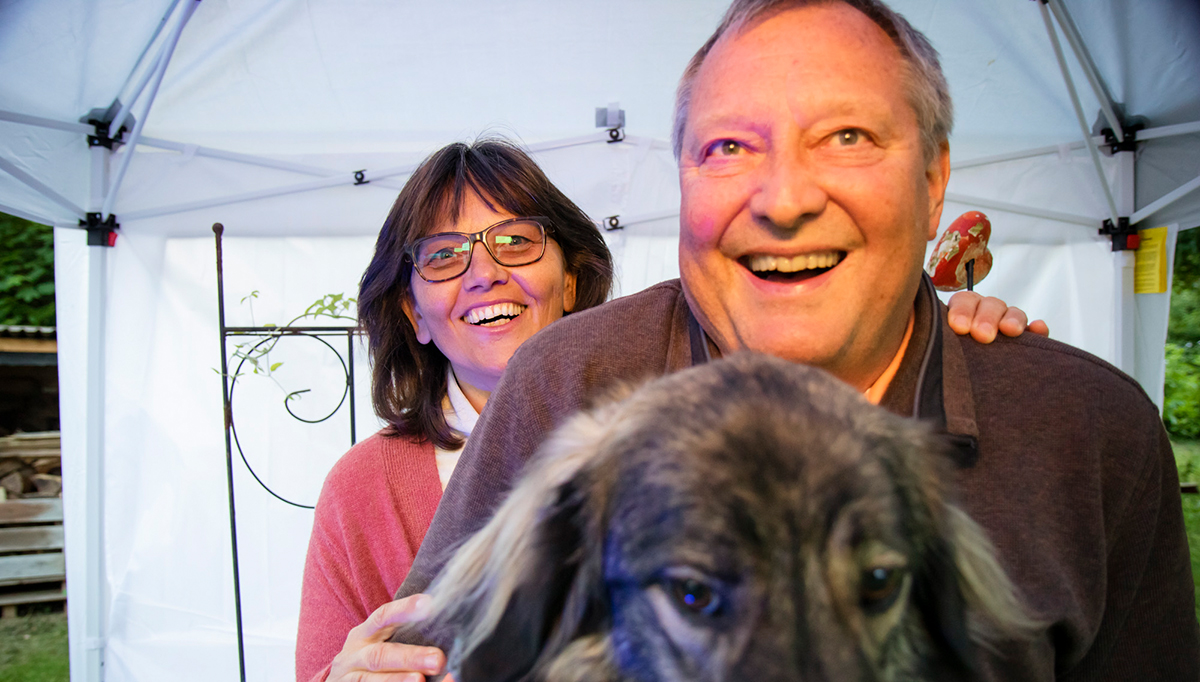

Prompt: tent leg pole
[
  {"left": 83, "top": 240, "right": 108, "bottom": 682},
  {"left": 1116, "top": 150, "right": 1137, "bottom": 375},
  {"left": 65, "top": 144, "right": 109, "bottom": 682}
]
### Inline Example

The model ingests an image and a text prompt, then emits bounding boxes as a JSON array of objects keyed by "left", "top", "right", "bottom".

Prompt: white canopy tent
[{"left": 1, "top": 1, "right": 1198, "bottom": 680}]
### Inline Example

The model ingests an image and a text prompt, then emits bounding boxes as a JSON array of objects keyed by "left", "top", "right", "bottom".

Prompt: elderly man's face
[{"left": 677, "top": 3, "right": 950, "bottom": 390}]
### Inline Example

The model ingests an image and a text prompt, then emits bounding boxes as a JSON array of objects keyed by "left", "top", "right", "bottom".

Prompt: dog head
[{"left": 416, "top": 353, "right": 1036, "bottom": 682}]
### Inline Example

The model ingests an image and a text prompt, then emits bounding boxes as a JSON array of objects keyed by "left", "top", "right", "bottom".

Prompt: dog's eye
[
  {"left": 860, "top": 567, "right": 904, "bottom": 614},
  {"left": 668, "top": 577, "right": 722, "bottom": 616}
]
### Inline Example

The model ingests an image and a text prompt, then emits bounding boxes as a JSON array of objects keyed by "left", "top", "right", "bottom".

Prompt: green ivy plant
[{"left": 221, "top": 291, "right": 357, "bottom": 394}]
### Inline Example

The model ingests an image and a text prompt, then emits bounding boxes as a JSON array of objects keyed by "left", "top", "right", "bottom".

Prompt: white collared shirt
[{"left": 434, "top": 368, "right": 480, "bottom": 490}]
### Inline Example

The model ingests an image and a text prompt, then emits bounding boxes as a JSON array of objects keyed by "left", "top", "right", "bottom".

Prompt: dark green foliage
[
  {"left": 1166, "top": 228, "right": 1200, "bottom": 440},
  {"left": 1170, "top": 228, "right": 1200, "bottom": 347},
  {"left": 1166, "top": 344, "right": 1200, "bottom": 439},
  {"left": 0, "top": 213, "right": 55, "bottom": 327}
]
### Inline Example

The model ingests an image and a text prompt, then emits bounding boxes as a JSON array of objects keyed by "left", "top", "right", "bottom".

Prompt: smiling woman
[{"left": 294, "top": 138, "right": 613, "bottom": 682}]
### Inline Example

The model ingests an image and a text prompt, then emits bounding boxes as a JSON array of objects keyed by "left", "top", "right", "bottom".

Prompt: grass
[
  {"left": 0, "top": 608, "right": 68, "bottom": 682},
  {"left": 1175, "top": 439, "right": 1200, "bottom": 623}
]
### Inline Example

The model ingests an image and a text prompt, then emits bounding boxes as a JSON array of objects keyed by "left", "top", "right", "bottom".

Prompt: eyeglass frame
[{"left": 404, "top": 216, "right": 552, "bottom": 283}]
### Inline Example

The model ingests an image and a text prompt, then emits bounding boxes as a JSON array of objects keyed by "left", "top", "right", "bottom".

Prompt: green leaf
[{"left": 269, "top": 362, "right": 283, "bottom": 372}]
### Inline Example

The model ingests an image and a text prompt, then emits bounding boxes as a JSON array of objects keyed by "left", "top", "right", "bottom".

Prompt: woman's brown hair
[{"left": 358, "top": 138, "right": 614, "bottom": 448}]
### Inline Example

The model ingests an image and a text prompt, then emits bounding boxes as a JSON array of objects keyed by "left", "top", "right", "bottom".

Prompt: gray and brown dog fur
[{"left": 411, "top": 353, "right": 1037, "bottom": 682}]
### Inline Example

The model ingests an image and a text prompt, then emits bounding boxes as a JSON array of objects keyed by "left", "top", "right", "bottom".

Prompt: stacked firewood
[{"left": 0, "top": 432, "right": 61, "bottom": 500}]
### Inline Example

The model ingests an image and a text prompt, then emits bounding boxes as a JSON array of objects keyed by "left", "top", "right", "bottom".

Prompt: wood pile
[{"left": 0, "top": 432, "right": 61, "bottom": 500}]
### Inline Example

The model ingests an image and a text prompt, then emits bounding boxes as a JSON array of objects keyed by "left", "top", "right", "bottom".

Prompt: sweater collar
[{"left": 683, "top": 274, "right": 980, "bottom": 467}]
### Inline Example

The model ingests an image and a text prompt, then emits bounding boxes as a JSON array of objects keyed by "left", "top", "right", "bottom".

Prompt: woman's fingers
[
  {"left": 946, "top": 291, "right": 1049, "bottom": 342},
  {"left": 337, "top": 672, "right": 428, "bottom": 682},
  {"left": 359, "top": 641, "right": 445, "bottom": 675},
  {"left": 350, "top": 595, "right": 434, "bottom": 643},
  {"left": 329, "top": 595, "right": 446, "bottom": 682}
]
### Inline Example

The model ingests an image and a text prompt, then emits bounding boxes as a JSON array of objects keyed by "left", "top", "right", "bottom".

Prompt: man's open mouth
[
  {"left": 743, "top": 251, "right": 845, "bottom": 283},
  {"left": 464, "top": 302, "right": 527, "bottom": 326}
]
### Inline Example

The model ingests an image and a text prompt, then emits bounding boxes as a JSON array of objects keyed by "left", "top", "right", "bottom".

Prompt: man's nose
[
  {"left": 462, "top": 239, "right": 508, "bottom": 289},
  {"left": 749, "top": 148, "right": 827, "bottom": 232}
]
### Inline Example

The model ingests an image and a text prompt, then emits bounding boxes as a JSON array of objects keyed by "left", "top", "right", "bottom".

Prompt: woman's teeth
[
  {"left": 464, "top": 302, "right": 527, "bottom": 326},
  {"left": 748, "top": 251, "right": 842, "bottom": 273}
]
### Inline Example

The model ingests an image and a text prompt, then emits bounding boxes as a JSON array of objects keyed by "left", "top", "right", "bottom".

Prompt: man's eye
[
  {"left": 835, "top": 129, "right": 863, "bottom": 146},
  {"left": 706, "top": 140, "right": 743, "bottom": 157}
]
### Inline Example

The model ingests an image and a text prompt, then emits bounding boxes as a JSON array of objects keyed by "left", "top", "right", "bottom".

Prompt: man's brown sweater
[{"left": 397, "top": 277, "right": 1200, "bottom": 680}]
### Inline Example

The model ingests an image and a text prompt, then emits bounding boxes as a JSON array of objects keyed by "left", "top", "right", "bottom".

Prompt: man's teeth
[
  {"left": 464, "top": 302, "right": 527, "bottom": 326},
  {"left": 748, "top": 251, "right": 841, "bottom": 273}
]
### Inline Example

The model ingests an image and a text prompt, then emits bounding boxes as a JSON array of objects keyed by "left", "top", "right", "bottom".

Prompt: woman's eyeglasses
[{"left": 406, "top": 217, "right": 549, "bottom": 283}]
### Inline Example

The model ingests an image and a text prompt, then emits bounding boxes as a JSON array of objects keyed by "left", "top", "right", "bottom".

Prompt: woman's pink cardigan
[{"left": 295, "top": 430, "right": 443, "bottom": 682}]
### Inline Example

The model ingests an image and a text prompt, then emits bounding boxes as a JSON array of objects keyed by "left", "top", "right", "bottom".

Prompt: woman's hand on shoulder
[
  {"left": 947, "top": 291, "right": 1049, "bottom": 344},
  {"left": 327, "top": 595, "right": 452, "bottom": 682}
]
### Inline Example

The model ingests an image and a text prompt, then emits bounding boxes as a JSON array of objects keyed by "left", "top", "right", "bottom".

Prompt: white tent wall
[{"left": 3, "top": 1, "right": 1199, "bottom": 681}]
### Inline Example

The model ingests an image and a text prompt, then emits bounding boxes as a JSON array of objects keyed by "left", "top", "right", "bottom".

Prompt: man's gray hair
[{"left": 671, "top": 0, "right": 954, "bottom": 162}]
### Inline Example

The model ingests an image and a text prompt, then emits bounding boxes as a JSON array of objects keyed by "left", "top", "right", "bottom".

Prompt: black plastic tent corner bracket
[
  {"left": 80, "top": 104, "right": 131, "bottom": 150},
  {"left": 81, "top": 212, "right": 119, "bottom": 247},
  {"left": 1102, "top": 121, "right": 1144, "bottom": 154},
  {"left": 1099, "top": 216, "right": 1138, "bottom": 251}
]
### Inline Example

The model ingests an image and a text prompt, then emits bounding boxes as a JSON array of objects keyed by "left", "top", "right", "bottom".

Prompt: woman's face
[{"left": 402, "top": 191, "right": 577, "bottom": 404}]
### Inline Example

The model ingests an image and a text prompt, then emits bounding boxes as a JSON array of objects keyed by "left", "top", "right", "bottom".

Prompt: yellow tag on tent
[{"left": 1134, "top": 226, "right": 1168, "bottom": 294}]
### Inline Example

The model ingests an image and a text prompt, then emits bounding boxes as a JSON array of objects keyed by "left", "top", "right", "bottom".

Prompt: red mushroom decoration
[{"left": 926, "top": 211, "right": 993, "bottom": 291}]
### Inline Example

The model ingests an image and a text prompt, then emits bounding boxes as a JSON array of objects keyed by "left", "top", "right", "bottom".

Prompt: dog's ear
[
  {"left": 453, "top": 478, "right": 603, "bottom": 682},
  {"left": 878, "top": 426, "right": 982, "bottom": 678},
  {"left": 909, "top": 529, "right": 978, "bottom": 678},
  {"left": 886, "top": 427, "right": 1038, "bottom": 679},
  {"left": 419, "top": 401, "right": 624, "bottom": 682},
  {"left": 944, "top": 506, "right": 1042, "bottom": 646}
]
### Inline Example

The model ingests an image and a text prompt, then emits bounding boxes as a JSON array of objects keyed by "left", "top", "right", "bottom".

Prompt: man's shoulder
[
  {"left": 961, "top": 330, "right": 1159, "bottom": 419},
  {"left": 514, "top": 278, "right": 689, "bottom": 366},
  {"left": 553, "top": 278, "right": 686, "bottom": 335}
]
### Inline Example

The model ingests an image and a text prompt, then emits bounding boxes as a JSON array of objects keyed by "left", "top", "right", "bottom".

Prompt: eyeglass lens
[{"left": 413, "top": 220, "right": 545, "bottom": 280}]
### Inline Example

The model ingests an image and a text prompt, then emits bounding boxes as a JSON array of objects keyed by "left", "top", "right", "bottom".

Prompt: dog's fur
[{"left": 411, "top": 354, "right": 1037, "bottom": 681}]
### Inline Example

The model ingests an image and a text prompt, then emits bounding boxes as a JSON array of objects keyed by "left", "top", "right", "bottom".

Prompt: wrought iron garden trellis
[{"left": 213, "top": 223, "right": 361, "bottom": 681}]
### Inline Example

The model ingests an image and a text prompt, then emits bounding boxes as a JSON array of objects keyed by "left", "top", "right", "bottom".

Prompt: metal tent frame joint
[
  {"left": 1102, "top": 122, "right": 1143, "bottom": 154},
  {"left": 1100, "top": 216, "right": 1138, "bottom": 251},
  {"left": 80, "top": 105, "right": 130, "bottom": 150},
  {"left": 1097, "top": 109, "right": 1147, "bottom": 155},
  {"left": 81, "top": 213, "right": 119, "bottom": 247},
  {"left": 595, "top": 103, "right": 626, "bottom": 143}
]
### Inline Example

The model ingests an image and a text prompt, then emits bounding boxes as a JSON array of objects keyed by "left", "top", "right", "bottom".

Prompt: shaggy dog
[{"left": 411, "top": 353, "right": 1036, "bottom": 681}]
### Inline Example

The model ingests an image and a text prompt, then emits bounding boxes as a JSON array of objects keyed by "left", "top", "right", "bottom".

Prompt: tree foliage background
[
  {"left": 0, "top": 213, "right": 55, "bottom": 327},
  {"left": 1166, "top": 226, "right": 1200, "bottom": 439}
]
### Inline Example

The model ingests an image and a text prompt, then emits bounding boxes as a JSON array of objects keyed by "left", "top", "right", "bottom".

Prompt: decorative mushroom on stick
[{"left": 926, "top": 211, "right": 993, "bottom": 291}]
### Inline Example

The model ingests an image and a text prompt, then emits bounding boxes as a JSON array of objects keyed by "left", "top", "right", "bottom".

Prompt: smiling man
[{"left": 393, "top": 1, "right": 1199, "bottom": 679}]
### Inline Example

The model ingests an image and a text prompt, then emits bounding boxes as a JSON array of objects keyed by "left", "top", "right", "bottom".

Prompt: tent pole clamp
[
  {"left": 1102, "top": 121, "right": 1144, "bottom": 154},
  {"left": 80, "top": 104, "right": 130, "bottom": 150},
  {"left": 595, "top": 103, "right": 626, "bottom": 143},
  {"left": 603, "top": 215, "right": 623, "bottom": 231},
  {"left": 81, "top": 212, "right": 119, "bottom": 247},
  {"left": 1100, "top": 216, "right": 1138, "bottom": 251},
  {"left": 353, "top": 170, "right": 369, "bottom": 185}
]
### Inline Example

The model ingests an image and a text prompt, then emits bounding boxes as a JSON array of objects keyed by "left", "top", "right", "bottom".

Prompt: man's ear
[
  {"left": 401, "top": 295, "right": 432, "bottom": 344},
  {"left": 925, "top": 140, "right": 952, "bottom": 240}
]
